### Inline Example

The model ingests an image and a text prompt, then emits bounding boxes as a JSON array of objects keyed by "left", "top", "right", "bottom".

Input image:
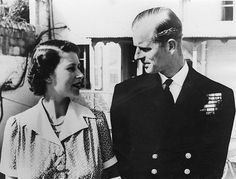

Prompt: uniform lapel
[
  {"left": 176, "top": 66, "right": 200, "bottom": 105},
  {"left": 152, "top": 73, "right": 166, "bottom": 108}
]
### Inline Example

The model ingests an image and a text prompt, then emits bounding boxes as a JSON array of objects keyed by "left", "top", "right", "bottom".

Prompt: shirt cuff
[{"left": 103, "top": 156, "right": 118, "bottom": 169}]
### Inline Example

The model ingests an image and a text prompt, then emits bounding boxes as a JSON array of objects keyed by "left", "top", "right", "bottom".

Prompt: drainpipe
[
  {"left": 179, "top": 0, "right": 184, "bottom": 21},
  {"left": 201, "top": 41, "right": 207, "bottom": 76},
  {"left": 192, "top": 44, "right": 198, "bottom": 70},
  {"left": 47, "top": 0, "right": 54, "bottom": 39}
]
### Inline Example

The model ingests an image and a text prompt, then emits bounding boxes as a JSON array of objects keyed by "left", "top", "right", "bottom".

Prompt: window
[
  {"left": 78, "top": 45, "right": 90, "bottom": 89},
  {"left": 93, "top": 40, "right": 137, "bottom": 91},
  {"left": 221, "top": 1, "right": 234, "bottom": 21},
  {"left": 94, "top": 42, "right": 121, "bottom": 91}
]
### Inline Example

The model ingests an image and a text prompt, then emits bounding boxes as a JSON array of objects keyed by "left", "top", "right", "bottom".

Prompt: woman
[{"left": 0, "top": 40, "right": 120, "bottom": 179}]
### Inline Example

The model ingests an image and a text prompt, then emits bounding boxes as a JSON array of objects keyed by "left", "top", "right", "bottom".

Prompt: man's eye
[{"left": 140, "top": 47, "right": 151, "bottom": 52}]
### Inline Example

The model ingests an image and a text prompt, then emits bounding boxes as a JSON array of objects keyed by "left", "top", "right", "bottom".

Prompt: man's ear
[{"left": 167, "top": 39, "right": 177, "bottom": 54}]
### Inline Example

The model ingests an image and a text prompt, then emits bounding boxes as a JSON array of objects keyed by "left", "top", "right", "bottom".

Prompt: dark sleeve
[
  {"left": 110, "top": 84, "right": 131, "bottom": 177},
  {"left": 206, "top": 88, "right": 235, "bottom": 177},
  {"left": 218, "top": 89, "right": 235, "bottom": 174}
]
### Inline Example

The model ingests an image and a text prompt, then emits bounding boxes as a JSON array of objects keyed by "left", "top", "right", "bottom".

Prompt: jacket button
[
  {"left": 151, "top": 169, "right": 158, "bottom": 175},
  {"left": 152, "top": 154, "right": 158, "bottom": 159},
  {"left": 184, "top": 169, "right": 190, "bottom": 175},
  {"left": 185, "top": 152, "right": 192, "bottom": 159}
]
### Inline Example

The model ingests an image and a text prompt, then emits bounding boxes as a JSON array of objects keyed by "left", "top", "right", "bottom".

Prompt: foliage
[{"left": 7, "top": 0, "right": 29, "bottom": 23}]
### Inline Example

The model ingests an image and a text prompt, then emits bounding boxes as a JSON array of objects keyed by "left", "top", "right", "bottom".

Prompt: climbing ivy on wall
[{"left": 4, "top": 0, "right": 29, "bottom": 23}]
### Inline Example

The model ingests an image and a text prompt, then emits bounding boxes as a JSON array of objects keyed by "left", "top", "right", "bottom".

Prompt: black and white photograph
[{"left": 0, "top": 0, "right": 236, "bottom": 178}]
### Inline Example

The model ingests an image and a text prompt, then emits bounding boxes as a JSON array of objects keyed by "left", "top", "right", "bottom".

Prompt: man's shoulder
[
  {"left": 115, "top": 73, "right": 159, "bottom": 92},
  {"left": 112, "top": 73, "right": 160, "bottom": 106},
  {"left": 11, "top": 102, "right": 39, "bottom": 119},
  {"left": 190, "top": 67, "right": 233, "bottom": 94}
]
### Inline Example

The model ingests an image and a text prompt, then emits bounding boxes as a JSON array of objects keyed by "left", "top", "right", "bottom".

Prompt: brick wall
[
  {"left": 0, "top": 20, "right": 35, "bottom": 56},
  {"left": 0, "top": 19, "right": 36, "bottom": 178}
]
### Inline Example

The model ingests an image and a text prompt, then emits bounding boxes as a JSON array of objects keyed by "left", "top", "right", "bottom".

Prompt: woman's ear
[
  {"left": 45, "top": 77, "right": 52, "bottom": 84},
  {"left": 167, "top": 39, "right": 177, "bottom": 54}
]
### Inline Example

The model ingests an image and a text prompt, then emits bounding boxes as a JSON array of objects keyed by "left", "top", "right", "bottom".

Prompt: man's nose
[{"left": 134, "top": 48, "right": 143, "bottom": 61}]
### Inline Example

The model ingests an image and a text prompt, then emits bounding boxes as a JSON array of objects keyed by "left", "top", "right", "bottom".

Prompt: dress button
[
  {"left": 184, "top": 168, "right": 190, "bottom": 175},
  {"left": 151, "top": 169, "right": 158, "bottom": 175},
  {"left": 185, "top": 152, "right": 192, "bottom": 159},
  {"left": 57, "top": 164, "right": 65, "bottom": 171},
  {"left": 56, "top": 148, "right": 64, "bottom": 156},
  {"left": 152, "top": 154, "right": 158, "bottom": 159},
  {"left": 59, "top": 173, "right": 66, "bottom": 178}
]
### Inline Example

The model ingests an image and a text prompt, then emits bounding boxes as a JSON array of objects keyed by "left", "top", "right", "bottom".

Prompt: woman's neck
[{"left": 43, "top": 97, "right": 70, "bottom": 119}]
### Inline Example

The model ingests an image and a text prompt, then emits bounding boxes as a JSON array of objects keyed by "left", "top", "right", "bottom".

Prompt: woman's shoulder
[
  {"left": 71, "top": 100, "right": 105, "bottom": 120},
  {"left": 3, "top": 109, "right": 32, "bottom": 140},
  {"left": 88, "top": 109, "right": 110, "bottom": 132},
  {"left": 5, "top": 103, "right": 40, "bottom": 132},
  {"left": 89, "top": 108, "right": 106, "bottom": 119}
]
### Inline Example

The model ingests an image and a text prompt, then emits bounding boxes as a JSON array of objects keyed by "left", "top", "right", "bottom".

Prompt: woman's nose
[{"left": 75, "top": 70, "right": 84, "bottom": 79}]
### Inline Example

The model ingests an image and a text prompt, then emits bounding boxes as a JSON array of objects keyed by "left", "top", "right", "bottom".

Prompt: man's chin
[{"left": 144, "top": 68, "right": 155, "bottom": 74}]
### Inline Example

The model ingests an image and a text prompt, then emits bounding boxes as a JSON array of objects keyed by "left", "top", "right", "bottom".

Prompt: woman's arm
[
  {"left": 91, "top": 109, "right": 121, "bottom": 178},
  {"left": 0, "top": 117, "right": 19, "bottom": 179}
]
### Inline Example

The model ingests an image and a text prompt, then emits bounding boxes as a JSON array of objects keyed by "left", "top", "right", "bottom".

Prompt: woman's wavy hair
[{"left": 27, "top": 39, "right": 79, "bottom": 96}]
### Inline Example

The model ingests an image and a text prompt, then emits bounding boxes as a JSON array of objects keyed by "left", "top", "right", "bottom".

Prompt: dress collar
[{"left": 20, "top": 98, "right": 95, "bottom": 146}]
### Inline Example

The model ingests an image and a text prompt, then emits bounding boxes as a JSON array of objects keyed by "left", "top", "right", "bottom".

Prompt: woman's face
[{"left": 48, "top": 51, "right": 84, "bottom": 99}]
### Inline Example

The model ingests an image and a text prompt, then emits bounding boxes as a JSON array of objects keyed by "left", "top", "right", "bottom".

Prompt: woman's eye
[
  {"left": 78, "top": 64, "right": 84, "bottom": 73},
  {"left": 67, "top": 66, "right": 75, "bottom": 72}
]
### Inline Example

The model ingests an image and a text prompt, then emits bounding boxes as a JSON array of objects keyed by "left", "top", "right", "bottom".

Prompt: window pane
[
  {"left": 78, "top": 45, "right": 90, "bottom": 89},
  {"left": 222, "top": 1, "right": 233, "bottom": 5},
  {"left": 94, "top": 43, "right": 104, "bottom": 90},
  {"left": 222, "top": 0, "right": 234, "bottom": 21},
  {"left": 222, "top": 6, "right": 233, "bottom": 20},
  {"left": 103, "top": 42, "right": 121, "bottom": 91}
]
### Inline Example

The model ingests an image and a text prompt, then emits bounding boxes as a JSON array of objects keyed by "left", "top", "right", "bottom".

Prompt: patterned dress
[{"left": 0, "top": 99, "right": 117, "bottom": 179}]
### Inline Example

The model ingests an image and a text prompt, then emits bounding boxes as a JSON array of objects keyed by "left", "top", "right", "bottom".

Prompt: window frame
[{"left": 221, "top": 0, "right": 234, "bottom": 21}]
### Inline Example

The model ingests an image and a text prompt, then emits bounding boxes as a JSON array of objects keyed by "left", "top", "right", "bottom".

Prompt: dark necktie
[{"left": 164, "top": 78, "right": 174, "bottom": 105}]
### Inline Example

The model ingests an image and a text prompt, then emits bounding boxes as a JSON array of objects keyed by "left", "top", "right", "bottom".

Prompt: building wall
[
  {"left": 51, "top": 0, "right": 181, "bottom": 41},
  {"left": 206, "top": 39, "right": 236, "bottom": 91},
  {"left": 29, "top": 0, "right": 48, "bottom": 35},
  {"left": 206, "top": 39, "right": 236, "bottom": 137},
  {"left": 0, "top": 19, "right": 36, "bottom": 177},
  {"left": 183, "top": 0, "right": 236, "bottom": 37}
]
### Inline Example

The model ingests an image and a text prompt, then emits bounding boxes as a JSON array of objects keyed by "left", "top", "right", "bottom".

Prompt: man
[{"left": 110, "top": 7, "right": 235, "bottom": 178}]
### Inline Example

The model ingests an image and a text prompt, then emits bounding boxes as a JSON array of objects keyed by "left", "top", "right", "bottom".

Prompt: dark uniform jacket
[{"left": 110, "top": 65, "right": 235, "bottom": 179}]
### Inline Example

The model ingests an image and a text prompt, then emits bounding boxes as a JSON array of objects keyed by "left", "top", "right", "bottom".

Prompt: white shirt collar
[
  {"left": 20, "top": 98, "right": 95, "bottom": 146},
  {"left": 159, "top": 62, "right": 189, "bottom": 87}
]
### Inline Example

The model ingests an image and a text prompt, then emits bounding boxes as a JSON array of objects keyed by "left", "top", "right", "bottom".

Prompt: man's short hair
[{"left": 132, "top": 7, "right": 182, "bottom": 44}]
